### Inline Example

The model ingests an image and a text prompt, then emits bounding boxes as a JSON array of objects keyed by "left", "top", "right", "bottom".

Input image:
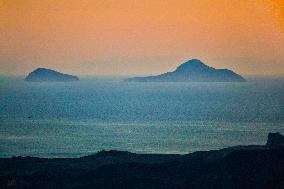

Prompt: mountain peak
[
  {"left": 186, "top": 59, "right": 204, "bottom": 64},
  {"left": 34, "top": 68, "right": 49, "bottom": 71},
  {"left": 175, "top": 59, "right": 210, "bottom": 72}
]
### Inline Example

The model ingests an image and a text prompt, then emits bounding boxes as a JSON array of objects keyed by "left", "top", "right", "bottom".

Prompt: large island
[
  {"left": 126, "top": 59, "right": 245, "bottom": 82},
  {"left": 25, "top": 68, "right": 79, "bottom": 82}
]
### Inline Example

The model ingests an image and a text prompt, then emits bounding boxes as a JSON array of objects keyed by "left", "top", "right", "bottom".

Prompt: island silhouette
[
  {"left": 126, "top": 59, "right": 245, "bottom": 82},
  {"left": 25, "top": 68, "right": 79, "bottom": 82}
]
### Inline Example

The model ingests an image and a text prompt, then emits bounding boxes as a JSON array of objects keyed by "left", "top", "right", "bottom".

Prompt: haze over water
[{"left": 0, "top": 77, "right": 283, "bottom": 157}]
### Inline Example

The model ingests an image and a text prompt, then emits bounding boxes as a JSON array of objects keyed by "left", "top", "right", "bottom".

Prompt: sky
[{"left": 0, "top": 0, "right": 284, "bottom": 76}]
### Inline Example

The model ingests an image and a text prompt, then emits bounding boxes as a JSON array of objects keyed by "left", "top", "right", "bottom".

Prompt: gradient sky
[{"left": 1, "top": 0, "right": 284, "bottom": 76}]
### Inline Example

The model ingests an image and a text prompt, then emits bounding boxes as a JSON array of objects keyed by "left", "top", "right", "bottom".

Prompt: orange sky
[{"left": 0, "top": 0, "right": 284, "bottom": 76}]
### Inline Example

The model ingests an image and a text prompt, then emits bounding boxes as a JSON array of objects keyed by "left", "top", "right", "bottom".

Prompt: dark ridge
[
  {"left": 87, "top": 150, "right": 133, "bottom": 158},
  {"left": 0, "top": 133, "right": 283, "bottom": 189}
]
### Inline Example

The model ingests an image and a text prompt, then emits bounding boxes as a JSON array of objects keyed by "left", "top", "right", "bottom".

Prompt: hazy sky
[{"left": 1, "top": 0, "right": 284, "bottom": 76}]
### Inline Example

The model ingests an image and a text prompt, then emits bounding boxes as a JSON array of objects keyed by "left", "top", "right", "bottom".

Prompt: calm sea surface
[{"left": 0, "top": 77, "right": 283, "bottom": 157}]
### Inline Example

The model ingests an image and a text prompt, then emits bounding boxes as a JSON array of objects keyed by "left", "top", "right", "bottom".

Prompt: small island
[
  {"left": 25, "top": 68, "right": 79, "bottom": 82},
  {"left": 126, "top": 59, "right": 245, "bottom": 82}
]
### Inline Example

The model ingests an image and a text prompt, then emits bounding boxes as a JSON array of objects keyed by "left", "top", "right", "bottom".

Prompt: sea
[{"left": 0, "top": 77, "right": 283, "bottom": 157}]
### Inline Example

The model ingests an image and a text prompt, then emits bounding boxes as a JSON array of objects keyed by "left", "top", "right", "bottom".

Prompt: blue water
[{"left": 0, "top": 77, "right": 283, "bottom": 157}]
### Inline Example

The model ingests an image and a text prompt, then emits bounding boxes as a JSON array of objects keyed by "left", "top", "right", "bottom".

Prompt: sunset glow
[{"left": 1, "top": 0, "right": 284, "bottom": 76}]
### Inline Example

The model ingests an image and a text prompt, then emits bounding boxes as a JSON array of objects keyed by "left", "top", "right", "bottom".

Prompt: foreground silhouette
[{"left": 0, "top": 133, "right": 283, "bottom": 189}]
